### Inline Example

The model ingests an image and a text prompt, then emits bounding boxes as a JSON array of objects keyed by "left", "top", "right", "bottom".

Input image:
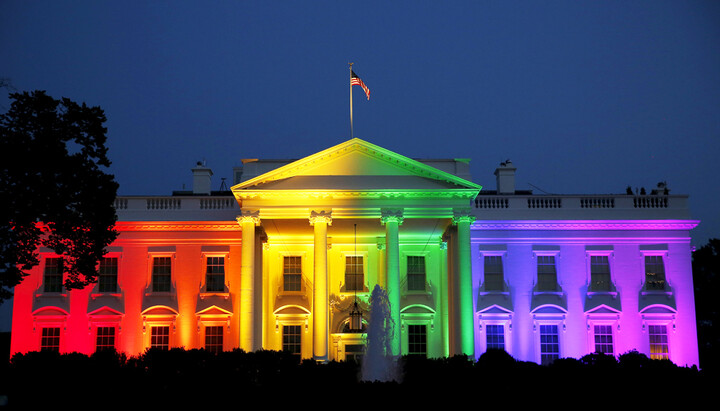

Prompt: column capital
[
  {"left": 309, "top": 210, "right": 332, "bottom": 226},
  {"left": 237, "top": 210, "right": 261, "bottom": 225},
  {"left": 452, "top": 209, "right": 475, "bottom": 225},
  {"left": 381, "top": 208, "right": 404, "bottom": 226}
]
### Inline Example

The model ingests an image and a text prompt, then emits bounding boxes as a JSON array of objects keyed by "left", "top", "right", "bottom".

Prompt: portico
[{"left": 232, "top": 138, "right": 481, "bottom": 360}]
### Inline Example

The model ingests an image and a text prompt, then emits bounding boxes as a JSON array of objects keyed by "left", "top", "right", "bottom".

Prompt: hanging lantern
[
  {"left": 349, "top": 300, "right": 363, "bottom": 333},
  {"left": 348, "top": 222, "right": 363, "bottom": 333}
]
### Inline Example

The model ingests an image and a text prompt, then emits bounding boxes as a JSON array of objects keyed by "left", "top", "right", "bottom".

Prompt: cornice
[
  {"left": 235, "top": 189, "right": 479, "bottom": 200},
  {"left": 115, "top": 222, "right": 240, "bottom": 232},
  {"left": 471, "top": 220, "right": 700, "bottom": 231}
]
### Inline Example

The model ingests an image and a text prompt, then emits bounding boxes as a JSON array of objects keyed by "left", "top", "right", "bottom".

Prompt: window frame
[
  {"left": 404, "top": 254, "right": 428, "bottom": 292},
  {"left": 534, "top": 252, "right": 560, "bottom": 292},
  {"left": 586, "top": 250, "right": 616, "bottom": 294},
  {"left": 647, "top": 323, "right": 669, "bottom": 360},
  {"left": 97, "top": 256, "right": 120, "bottom": 294},
  {"left": 40, "top": 327, "right": 62, "bottom": 352},
  {"left": 478, "top": 317, "right": 513, "bottom": 355},
  {"left": 204, "top": 325, "right": 225, "bottom": 354},
  {"left": 42, "top": 256, "right": 65, "bottom": 294},
  {"left": 282, "top": 324, "right": 302, "bottom": 356},
  {"left": 407, "top": 324, "right": 428, "bottom": 357},
  {"left": 281, "top": 254, "right": 304, "bottom": 293},
  {"left": 341, "top": 251, "right": 368, "bottom": 293},
  {"left": 481, "top": 253, "right": 507, "bottom": 292},
  {"left": 642, "top": 316, "right": 673, "bottom": 361},
  {"left": 95, "top": 325, "right": 117, "bottom": 352},
  {"left": 537, "top": 322, "right": 562, "bottom": 365},
  {"left": 587, "top": 319, "right": 618, "bottom": 356},
  {"left": 202, "top": 253, "right": 229, "bottom": 293},
  {"left": 150, "top": 254, "right": 174, "bottom": 293},
  {"left": 642, "top": 251, "right": 669, "bottom": 292},
  {"left": 150, "top": 325, "right": 171, "bottom": 350}
]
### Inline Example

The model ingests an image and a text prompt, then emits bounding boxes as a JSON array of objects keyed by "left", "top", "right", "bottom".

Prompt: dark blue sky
[{"left": 2, "top": 1, "right": 719, "bottom": 247}]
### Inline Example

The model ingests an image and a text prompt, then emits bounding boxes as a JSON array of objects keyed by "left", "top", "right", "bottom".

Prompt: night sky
[{"left": 1, "top": 2, "right": 719, "bottom": 254}]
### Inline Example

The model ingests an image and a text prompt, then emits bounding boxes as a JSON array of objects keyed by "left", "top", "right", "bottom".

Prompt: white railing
[
  {"left": 474, "top": 194, "right": 686, "bottom": 213},
  {"left": 114, "top": 196, "right": 238, "bottom": 212}
]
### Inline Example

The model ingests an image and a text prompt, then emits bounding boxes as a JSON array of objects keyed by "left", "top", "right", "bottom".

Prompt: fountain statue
[{"left": 361, "top": 284, "right": 399, "bottom": 382}]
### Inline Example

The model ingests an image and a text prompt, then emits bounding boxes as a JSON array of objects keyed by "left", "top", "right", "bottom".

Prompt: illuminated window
[
  {"left": 644, "top": 256, "right": 666, "bottom": 291},
  {"left": 537, "top": 256, "right": 557, "bottom": 291},
  {"left": 593, "top": 324, "right": 614, "bottom": 355},
  {"left": 205, "top": 256, "right": 225, "bottom": 292},
  {"left": 152, "top": 257, "right": 172, "bottom": 292},
  {"left": 484, "top": 256, "right": 504, "bottom": 291},
  {"left": 407, "top": 256, "right": 426, "bottom": 291},
  {"left": 408, "top": 324, "right": 427, "bottom": 356},
  {"left": 649, "top": 325, "right": 669, "bottom": 360},
  {"left": 41, "top": 327, "right": 61, "bottom": 352},
  {"left": 345, "top": 256, "right": 364, "bottom": 292},
  {"left": 283, "top": 325, "right": 301, "bottom": 355},
  {"left": 205, "top": 326, "right": 223, "bottom": 354},
  {"left": 283, "top": 256, "right": 302, "bottom": 292},
  {"left": 151, "top": 326, "right": 170, "bottom": 350},
  {"left": 96, "top": 327, "right": 116, "bottom": 352},
  {"left": 43, "top": 258, "right": 63, "bottom": 293},
  {"left": 486, "top": 324, "right": 505, "bottom": 350},
  {"left": 540, "top": 324, "right": 559, "bottom": 365},
  {"left": 590, "top": 256, "right": 611, "bottom": 292},
  {"left": 98, "top": 257, "right": 118, "bottom": 293}
]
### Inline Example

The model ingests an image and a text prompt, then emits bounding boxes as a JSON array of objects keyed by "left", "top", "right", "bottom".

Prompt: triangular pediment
[{"left": 232, "top": 138, "right": 481, "bottom": 194}]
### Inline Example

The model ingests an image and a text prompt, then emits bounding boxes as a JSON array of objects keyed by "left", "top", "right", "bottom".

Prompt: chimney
[
  {"left": 494, "top": 160, "right": 516, "bottom": 194},
  {"left": 192, "top": 161, "right": 213, "bottom": 195}
]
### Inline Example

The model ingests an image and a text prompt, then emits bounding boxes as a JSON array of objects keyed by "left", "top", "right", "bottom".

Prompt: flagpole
[{"left": 349, "top": 62, "right": 354, "bottom": 139}]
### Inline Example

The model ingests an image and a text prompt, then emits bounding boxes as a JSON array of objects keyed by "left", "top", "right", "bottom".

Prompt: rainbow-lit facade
[{"left": 10, "top": 139, "right": 700, "bottom": 366}]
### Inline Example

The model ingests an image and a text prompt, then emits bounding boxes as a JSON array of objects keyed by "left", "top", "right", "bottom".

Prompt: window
[
  {"left": 283, "top": 325, "right": 301, "bottom": 355},
  {"left": 407, "top": 256, "right": 426, "bottom": 291},
  {"left": 41, "top": 327, "right": 61, "bottom": 352},
  {"left": 484, "top": 256, "right": 504, "bottom": 291},
  {"left": 649, "top": 325, "right": 669, "bottom": 360},
  {"left": 151, "top": 326, "right": 170, "bottom": 350},
  {"left": 44, "top": 258, "right": 63, "bottom": 293},
  {"left": 593, "top": 324, "right": 614, "bottom": 355},
  {"left": 96, "top": 327, "right": 116, "bottom": 352},
  {"left": 205, "top": 256, "right": 225, "bottom": 292},
  {"left": 98, "top": 257, "right": 118, "bottom": 293},
  {"left": 539, "top": 324, "right": 560, "bottom": 365},
  {"left": 283, "top": 256, "right": 302, "bottom": 292},
  {"left": 345, "top": 344, "right": 365, "bottom": 363},
  {"left": 590, "top": 256, "right": 611, "bottom": 292},
  {"left": 644, "top": 256, "right": 666, "bottom": 291},
  {"left": 408, "top": 324, "right": 427, "bottom": 356},
  {"left": 537, "top": 255, "right": 557, "bottom": 291},
  {"left": 205, "top": 326, "right": 223, "bottom": 354},
  {"left": 152, "top": 257, "right": 172, "bottom": 292},
  {"left": 486, "top": 324, "right": 505, "bottom": 350},
  {"left": 345, "top": 256, "right": 363, "bottom": 292}
]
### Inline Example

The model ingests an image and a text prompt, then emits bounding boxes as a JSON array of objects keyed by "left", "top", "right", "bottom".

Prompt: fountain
[{"left": 361, "top": 284, "right": 399, "bottom": 382}]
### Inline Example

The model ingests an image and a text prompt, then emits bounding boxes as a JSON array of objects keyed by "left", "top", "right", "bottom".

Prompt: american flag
[{"left": 350, "top": 70, "right": 370, "bottom": 100}]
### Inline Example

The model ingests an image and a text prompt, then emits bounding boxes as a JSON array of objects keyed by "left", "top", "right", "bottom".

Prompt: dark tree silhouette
[
  {"left": 693, "top": 238, "right": 720, "bottom": 371},
  {"left": 0, "top": 90, "right": 118, "bottom": 301}
]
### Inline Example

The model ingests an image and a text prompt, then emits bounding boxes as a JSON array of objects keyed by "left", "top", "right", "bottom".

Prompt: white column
[
  {"left": 310, "top": 210, "right": 332, "bottom": 362},
  {"left": 237, "top": 211, "right": 260, "bottom": 352},
  {"left": 453, "top": 210, "right": 475, "bottom": 357},
  {"left": 382, "top": 209, "right": 403, "bottom": 357}
]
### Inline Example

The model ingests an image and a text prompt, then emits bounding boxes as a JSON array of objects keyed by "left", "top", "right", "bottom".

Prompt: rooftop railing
[
  {"left": 114, "top": 196, "right": 238, "bottom": 211},
  {"left": 473, "top": 194, "right": 682, "bottom": 210}
]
